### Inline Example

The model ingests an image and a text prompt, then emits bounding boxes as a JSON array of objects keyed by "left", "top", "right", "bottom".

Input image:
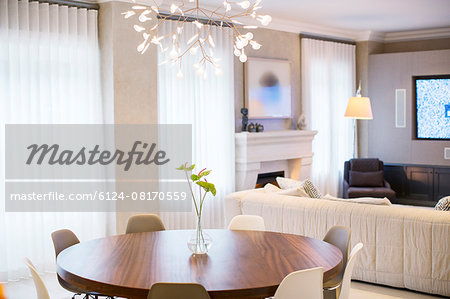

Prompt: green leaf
[
  {"left": 176, "top": 163, "right": 195, "bottom": 171},
  {"left": 190, "top": 174, "right": 200, "bottom": 181},
  {"left": 210, "top": 185, "right": 216, "bottom": 196},
  {"left": 198, "top": 170, "right": 211, "bottom": 179},
  {"left": 196, "top": 180, "right": 216, "bottom": 196}
]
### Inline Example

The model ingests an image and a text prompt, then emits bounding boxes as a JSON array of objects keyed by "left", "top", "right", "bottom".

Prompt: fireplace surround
[{"left": 235, "top": 130, "right": 317, "bottom": 191}]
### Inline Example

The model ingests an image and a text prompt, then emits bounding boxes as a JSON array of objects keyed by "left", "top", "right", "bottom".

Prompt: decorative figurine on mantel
[
  {"left": 256, "top": 123, "right": 264, "bottom": 132},
  {"left": 241, "top": 108, "right": 248, "bottom": 132},
  {"left": 247, "top": 122, "right": 256, "bottom": 132},
  {"left": 297, "top": 113, "right": 307, "bottom": 130}
]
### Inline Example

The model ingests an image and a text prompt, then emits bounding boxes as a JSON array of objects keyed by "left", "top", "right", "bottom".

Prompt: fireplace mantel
[{"left": 235, "top": 130, "right": 317, "bottom": 191}]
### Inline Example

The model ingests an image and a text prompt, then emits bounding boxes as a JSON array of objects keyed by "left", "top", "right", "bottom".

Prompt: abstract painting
[{"left": 245, "top": 58, "right": 292, "bottom": 119}]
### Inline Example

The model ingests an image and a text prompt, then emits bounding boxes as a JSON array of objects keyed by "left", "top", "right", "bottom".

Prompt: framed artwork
[{"left": 245, "top": 57, "right": 292, "bottom": 119}]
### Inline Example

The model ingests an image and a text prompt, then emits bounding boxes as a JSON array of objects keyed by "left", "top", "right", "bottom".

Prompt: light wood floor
[{"left": 3, "top": 273, "right": 446, "bottom": 299}]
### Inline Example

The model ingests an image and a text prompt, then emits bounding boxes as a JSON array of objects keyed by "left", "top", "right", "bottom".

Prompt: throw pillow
[
  {"left": 303, "top": 179, "right": 322, "bottom": 198},
  {"left": 263, "top": 183, "right": 281, "bottom": 193},
  {"left": 263, "top": 183, "right": 309, "bottom": 198},
  {"left": 276, "top": 177, "right": 304, "bottom": 190},
  {"left": 349, "top": 170, "right": 384, "bottom": 187},
  {"left": 435, "top": 196, "right": 450, "bottom": 211},
  {"left": 323, "top": 194, "right": 392, "bottom": 206},
  {"left": 278, "top": 187, "right": 310, "bottom": 197},
  {"left": 350, "top": 158, "right": 380, "bottom": 172}
]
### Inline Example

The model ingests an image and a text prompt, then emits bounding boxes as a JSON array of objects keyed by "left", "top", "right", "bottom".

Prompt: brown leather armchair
[{"left": 343, "top": 158, "right": 396, "bottom": 201}]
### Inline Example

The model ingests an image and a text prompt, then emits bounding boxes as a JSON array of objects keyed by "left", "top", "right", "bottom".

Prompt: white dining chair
[
  {"left": 337, "top": 243, "right": 364, "bottom": 299},
  {"left": 23, "top": 258, "right": 50, "bottom": 299},
  {"left": 273, "top": 267, "right": 324, "bottom": 299},
  {"left": 323, "top": 226, "right": 351, "bottom": 293},
  {"left": 228, "top": 215, "right": 266, "bottom": 231}
]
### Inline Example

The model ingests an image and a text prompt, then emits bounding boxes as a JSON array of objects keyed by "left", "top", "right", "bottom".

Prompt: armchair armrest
[
  {"left": 343, "top": 180, "right": 350, "bottom": 198},
  {"left": 384, "top": 180, "right": 391, "bottom": 189}
]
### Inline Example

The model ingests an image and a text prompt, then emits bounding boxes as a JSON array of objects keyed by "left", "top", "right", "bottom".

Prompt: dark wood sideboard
[{"left": 384, "top": 163, "right": 450, "bottom": 207}]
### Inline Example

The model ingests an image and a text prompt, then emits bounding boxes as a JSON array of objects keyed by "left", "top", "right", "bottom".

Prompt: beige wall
[
  {"left": 383, "top": 38, "right": 450, "bottom": 53},
  {"left": 234, "top": 28, "right": 301, "bottom": 132},
  {"left": 355, "top": 37, "right": 450, "bottom": 158},
  {"left": 355, "top": 41, "right": 383, "bottom": 158},
  {"left": 99, "top": 1, "right": 159, "bottom": 234},
  {"left": 367, "top": 49, "right": 450, "bottom": 166}
]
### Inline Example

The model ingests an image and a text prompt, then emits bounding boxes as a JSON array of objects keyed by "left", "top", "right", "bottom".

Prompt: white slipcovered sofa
[{"left": 225, "top": 189, "right": 450, "bottom": 297}]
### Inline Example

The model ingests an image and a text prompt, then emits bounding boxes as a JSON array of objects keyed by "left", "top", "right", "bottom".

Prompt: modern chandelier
[{"left": 123, "top": 0, "right": 271, "bottom": 78}]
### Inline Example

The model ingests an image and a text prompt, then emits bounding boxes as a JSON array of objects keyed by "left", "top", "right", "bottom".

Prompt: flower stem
[{"left": 184, "top": 170, "right": 199, "bottom": 216}]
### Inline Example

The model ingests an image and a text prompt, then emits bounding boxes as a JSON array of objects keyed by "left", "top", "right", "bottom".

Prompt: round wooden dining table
[{"left": 57, "top": 229, "right": 343, "bottom": 299}]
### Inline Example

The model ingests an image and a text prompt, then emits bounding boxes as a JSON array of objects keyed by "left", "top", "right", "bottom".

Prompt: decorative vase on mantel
[{"left": 177, "top": 163, "right": 216, "bottom": 255}]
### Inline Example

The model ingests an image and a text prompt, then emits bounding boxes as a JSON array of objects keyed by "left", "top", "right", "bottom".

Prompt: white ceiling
[
  {"left": 199, "top": 0, "right": 450, "bottom": 33},
  {"left": 111, "top": 0, "right": 450, "bottom": 40}
]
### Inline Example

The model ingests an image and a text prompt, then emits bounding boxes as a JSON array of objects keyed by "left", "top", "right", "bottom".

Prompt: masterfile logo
[{"left": 5, "top": 124, "right": 192, "bottom": 213}]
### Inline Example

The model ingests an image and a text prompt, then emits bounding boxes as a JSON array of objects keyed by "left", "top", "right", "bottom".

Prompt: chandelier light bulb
[
  {"left": 169, "top": 48, "right": 179, "bottom": 59},
  {"left": 124, "top": 0, "right": 272, "bottom": 78},
  {"left": 151, "top": 6, "right": 159, "bottom": 13},
  {"left": 176, "top": 69, "right": 184, "bottom": 80},
  {"left": 122, "top": 11, "right": 135, "bottom": 18},
  {"left": 239, "top": 49, "right": 248, "bottom": 62},
  {"left": 170, "top": 3, "right": 178, "bottom": 13},
  {"left": 250, "top": 40, "right": 261, "bottom": 50},
  {"left": 244, "top": 32, "right": 253, "bottom": 40},
  {"left": 258, "top": 14, "right": 272, "bottom": 26},
  {"left": 234, "top": 48, "right": 241, "bottom": 56},
  {"left": 238, "top": 1, "right": 251, "bottom": 9},
  {"left": 215, "top": 68, "right": 224, "bottom": 77},
  {"left": 137, "top": 40, "right": 147, "bottom": 52},
  {"left": 196, "top": 68, "right": 204, "bottom": 76},
  {"left": 133, "top": 25, "right": 145, "bottom": 32},
  {"left": 192, "top": 20, "right": 204, "bottom": 29},
  {"left": 138, "top": 10, "right": 152, "bottom": 22},
  {"left": 142, "top": 43, "right": 151, "bottom": 54}
]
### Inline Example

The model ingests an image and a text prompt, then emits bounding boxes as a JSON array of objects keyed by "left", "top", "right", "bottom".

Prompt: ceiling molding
[
  {"left": 98, "top": 1, "right": 450, "bottom": 43},
  {"left": 383, "top": 27, "right": 450, "bottom": 42},
  {"left": 354, "top": 31, "right": 385, "bottom": 42},
  {"left": 263, "top": 17, "right": 358, "bottom": 42},
  {"left": 100, "top": 0, "right": 360, "bottom": 41}
]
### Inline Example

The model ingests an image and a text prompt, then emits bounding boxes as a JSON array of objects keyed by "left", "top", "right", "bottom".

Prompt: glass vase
[{"left": 187, "top": 214, "right": 212, "bottom": 255}]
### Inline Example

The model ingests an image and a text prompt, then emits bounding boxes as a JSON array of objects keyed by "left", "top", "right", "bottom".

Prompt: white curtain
[
  {"left": 301, "top": 38, "right": 355, "bottom": 197},
  {"left": 0, "top": 0, "right": 115, "bottom": 282},
  {"left": 158, "top": 21, "right": 235, "bottom": 229}
]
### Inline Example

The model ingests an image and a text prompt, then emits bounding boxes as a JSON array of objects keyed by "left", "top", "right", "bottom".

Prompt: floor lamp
[{"left": 344, "top": 81, "right": 373, "bottom": 158}]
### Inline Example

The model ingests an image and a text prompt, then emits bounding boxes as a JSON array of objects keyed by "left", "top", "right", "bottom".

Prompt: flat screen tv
[{"left": 413, "top": 75, "right": 450, "bottom": 140}]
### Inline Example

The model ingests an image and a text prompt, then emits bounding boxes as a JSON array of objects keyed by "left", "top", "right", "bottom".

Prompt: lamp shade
[{"left": 344, "top": 96, "right": 373, "bottom": 119}]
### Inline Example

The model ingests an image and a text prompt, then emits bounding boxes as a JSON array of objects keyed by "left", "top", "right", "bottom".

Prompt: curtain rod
[
  {"left": 300, "top": 33, "right": 356, "bottom": 45},
  {"left": 33, "top": 0, "right": 99, "bottom": 10},
  {"left": 157, "top": 12, "right": 233, "bottom": 28}
]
